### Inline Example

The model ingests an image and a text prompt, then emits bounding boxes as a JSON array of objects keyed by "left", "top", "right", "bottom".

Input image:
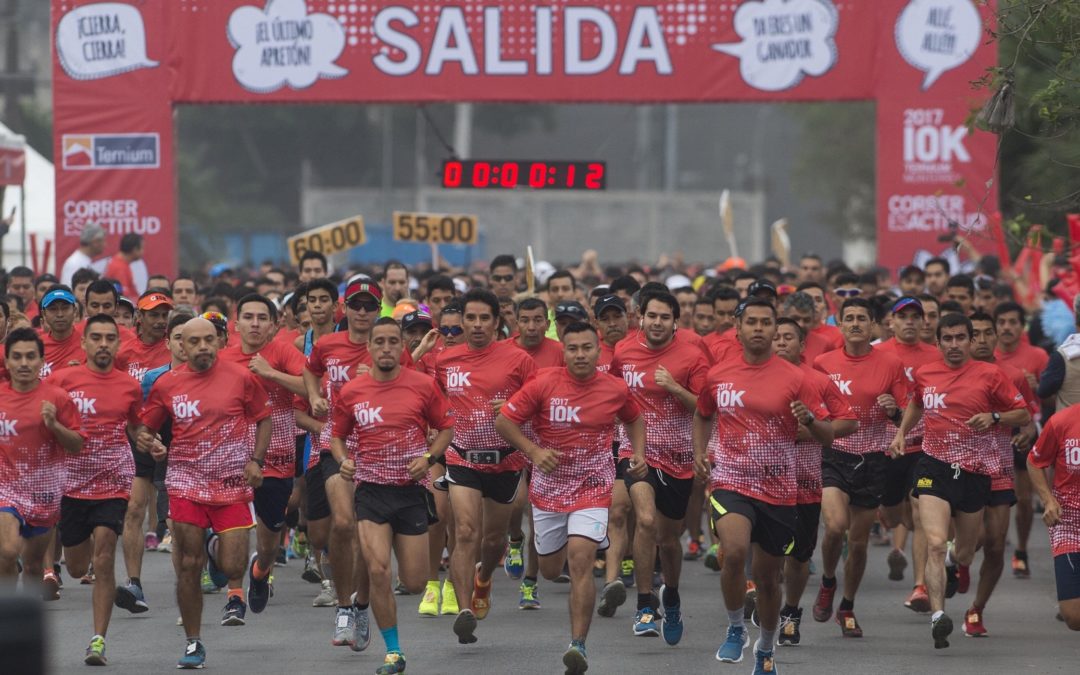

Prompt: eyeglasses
[
  {"left": 835, "top": 288, "right": 862, "bottom": 298},
  {"left": 346, "top": 297, "right": 380, "bottom": 313},
  {"left": 438, "top": 326, "right": 464, "bottom": 337},
  {"left": 490, "top": 274, "right": 514, "bottom": 283}
]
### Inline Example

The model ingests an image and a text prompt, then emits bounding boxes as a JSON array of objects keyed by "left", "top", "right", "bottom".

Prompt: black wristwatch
[
  {"left": 249, "top": 457, "right": 265, "bottom": 468},
  {"left": 991, "top": 412, "right": 1001, "bottom": 425},
  {"left": 802, "top": 411, "right": 815, "bottom": 426}
]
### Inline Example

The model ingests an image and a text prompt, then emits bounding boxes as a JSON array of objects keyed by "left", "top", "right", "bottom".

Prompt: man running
[
  {"left": 812, "top": 297, "right": 908, "bottom": 636},
  {"left": 331, "top": 317, "right": 455, "bottom": 675},
  {"left": 136, "top": 317, "right": 272, "bottom": 669},
  {"left": 693, "top": 298, "right": 832, "bottom": 673},
  {"left": 889, "top": 313, "right": 1030, "bottom": 649},
  {"left": 50, "top": 314, "right": 142, "bottom": 665},
  {"left": 38, "top": 286, "right": 84, "bottom": 377},
  {"left": 497, "top": 322, "right": 645, "bottom": 675},
  {"left": 612, "top": 290, "right": 708, "bottom": 644},
  {"left": 433, "top": 288, "right": 537, "bottom": 644},
  {"left": 772, "top": 318, "right": 856, "bottom": 646},
  {"left": 219, "top": 294, "right": 306, "bottom": 620}
]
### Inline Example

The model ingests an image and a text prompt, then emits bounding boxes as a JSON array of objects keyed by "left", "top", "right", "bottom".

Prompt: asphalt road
[{"left": 42, "top": 521, "right": 1079, "bottom": 674}]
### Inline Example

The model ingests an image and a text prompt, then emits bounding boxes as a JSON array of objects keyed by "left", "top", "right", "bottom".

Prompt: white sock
[{"left": 932, "top": 610, "right": 944, "bottom": 623}]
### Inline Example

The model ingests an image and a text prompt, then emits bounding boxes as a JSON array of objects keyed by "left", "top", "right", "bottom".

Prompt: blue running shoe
[
  {"left": 562, "top": 640, "right": 588, "bottom": 675},
  {"left": 504, "top": 540, "right": 524, "bottom": 580},
  {"left": 114, "top": 582, "right": 149, "bottom": 614},
  {"left": 715, "top": 625, "right": 749, "bottom": 663},
  {"left": 248, "top": 553, "right": 270, "bottom": 614},
  {"left": 221, "top": 595, "right": 246, "bottom": 626},
  {"left": 205, "top": 534, "right": 228, "bottom": 589},
  {"left": 633, "top": 607, "right": 660, "bottom": 637},
  {"left": 752, "top": 647, "right": 778, "bottom": 674},
  {"left": 177, "top": 639, "right": 206, "bottom": 669},
  {"left": 660, "top": 585, "right": 683, "bottom": 645}
]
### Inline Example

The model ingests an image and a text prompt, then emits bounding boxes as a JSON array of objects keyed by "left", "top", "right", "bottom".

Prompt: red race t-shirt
[
  {"left": 913, "top": 359, "right": 1026, "bottom": 476},
  {"left": 876, "top": 338, "right": 941, "bottom": 452},
  {"left": 989, "top": 360, "right": 1037, "bottom": 492},
  {"left": 813, "top": 324, "right": 844, "bottom": 350},
  {"left": 38, "top": 326, "right": 84, "bottom": 378},
  {"left": 1030, "top": 405, "right": 1080, "bottom": 555},
  {"left": 814, "top": 347, "right": 908, "bottom": 456},
  {"left": 331, "top": 368, "right": 453, "bottom": 486},
  {"left": 795, "top": 364, "right": 855, "bottom": 504},
  {"left": 613, "top": 336, "right": 709, "bottom": 478},
  {"left": 598, "top": 341, "right": 617, "bottom": 374},
  {"left": 220, "top": 340, "right": 306, "bottom": 479},
  {"left": 702, "top": 330, "right": 741, "bottom": 365},
  {"left": 433, "top": 340, "right": 537, "bottom": 474},
  {"left": 697, "top": 354, "right": 827, "bottom": 506},
  {"left": 513, "top": 337, "right": 564, "bottom": 369},
  {"left": 0, "top": 381, "right": 84, "bottom": 525},
  {"left": 503, "top": 367, "right": 640, "bottom": 512},
  {"left": 48, "top": 366, "right": 141, "bottom": 500},
  {"left": 995, "top": 342, "right": 1049, "bottom": 381},
  {"left": 116, "top": 334, "right": 171, "bottom": 383},
  {"left": 141, "top": 360, "right": 271, "bottom": 505}
]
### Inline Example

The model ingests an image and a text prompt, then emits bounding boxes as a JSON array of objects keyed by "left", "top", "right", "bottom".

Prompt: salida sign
[{"left": 52, "top": 0, "right": 999, "bottom": 276}]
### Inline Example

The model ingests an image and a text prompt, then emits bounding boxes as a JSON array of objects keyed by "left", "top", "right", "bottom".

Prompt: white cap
[
  {"left": 665, "top": 274, "right": 693, "bottom": 290},
  {"left": 453, "top": 278, "right": 469, "bottom": 294},
  {"left": 534, "top": 261, "right": 556, "bottom": 285}
]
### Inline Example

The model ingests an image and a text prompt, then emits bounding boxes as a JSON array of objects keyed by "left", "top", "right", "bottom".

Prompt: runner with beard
[{"left": 513, "top": 298, "right": 564, "bottom": 369}]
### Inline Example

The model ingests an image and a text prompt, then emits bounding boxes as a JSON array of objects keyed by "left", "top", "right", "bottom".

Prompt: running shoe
[
  {"left": 904, "top": 584, "right": 931, "bottom": 613},
  {"left": 313, "top": 579, "right": 336, "bottom": 607},
  {"left": 744, "top": 581, "right": 758, "bottom": 621},
  {"left": 42, "top": 571, "right": 60, "bottom": 601},
  {"left": 932, "top": 613, "right": 953, "bottom": 649},
  {"left": 684, "top": 539, "right": 703, "bottom": 561},
  {"left": 869, "top": 521, "right": 890, "bottom": 547},
  {"left": 963, "top": 606, "right": 987, "bottom": 637},
  {"left": 81, "top": 567, "right": 95, "bottom": 585},
  {"left": 53, "top": 563, "right": 63, "bottom": 587},
  {"left": 957, "top": 564, "right": 970, "bottom": 594},
  {"left": 619, "top": 558, "right": 635, "bottom": 587},
  {"left": 247, "top": 553, "right": 270, "bottom": 613},
  {"left": 812, "top": 582, "right": 835, "bottom": 622},
  {"left": 441, "top": 579, "right": 459, "bottom": 615},
  {"left": 177, "top": 639, "right": 206, "bottom": 670},
  {"left": 115, "top": 582, "right": 149, "bottom": 613},
  {"left": 504, "top": 540, "right": 524, "bottom": 580},
  {"left": 519, "top": 579, "right": 541, "bottom": 610},
  {"left": 1012, "top": 551, "right": 1030, "bottom": 578},
  {"left": 157, "top": 531, "right": 173, "bottom": 553},
  {"left": 777, "top": 607, "right": 802, "bottom": 647},
  {"left": 275, "top": 547, "right": 288, "bottom": 567},
  {"left": 205, "top": 534, "right": 228, "bottom": 588},
  {"left": 562, "top": 640, "right": 588, "bottom": 675},
  {"left": 633, "top": 607, "right": 660, "bottom": 637},
  {"left": 145, "top": 531, "right": 159, "bottom": 551},
  {"left": 221, "top": 595, "right": 246, "bottom": 626},
  {"left": 200, "top": 570, "right": 219, "bottom": 595},
  {"left": 887, "top": 549, "right": 907, "bottom": 581},
  {"left": 556, "top": 561, "right": 571, "bottom": 584},
  {"left": 393, "top": 578, "right": 410, "bottom": 595},
  {"left": 84, "top": 635, "right": 107, "bottom": 666},
  {"left": 715, "top": 624, "right": 749, "bottom": 663},
  {"left": 332, "top": 606, "right": 356, "bottom": 646},
  {"left": 302, "top": 555, "right": 323, "bottom": 583},
  {"left": 453, "top": 609, "right": 478, "bottom": 644},
  {"left": 419, "top": 580, "right": 440, "bottom": 616},
  {"left": 597, "top": 579, "right": 626, "bottom": 618},
  {"left": 704, "top": 543, "right": 723, "bottom": 571},
  {"left": 660, "top": 584, "right": 683, "bottom": 645},
  {"left": 836, "top": 609, "right": 863, "bottom": 637},
  {"left": 353, "top": 605, "right": 371, "bottom": 652},
  {"left": 376, "top": 652, "right": 406, "bottom": 674},
  {"left": 945, "top": 563, "right": 959, "bottom": 598},
  {"left": 471, "top": 563, "right": 492, "bottom": 619},
  {"left": 291, "top": 530, "right": 310, "bottom": 559},
  {"left": 752, "top": 647, "right": 778, "bottom": 674},
  {"left": 593, "top": 557, "right": 606, "bottom": 578}
]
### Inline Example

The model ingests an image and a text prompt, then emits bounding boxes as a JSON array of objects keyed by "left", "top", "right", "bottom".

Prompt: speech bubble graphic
[
  {"left": 228, "top": 0, "right": 348, "bottom": 94},
  {"left": 56, "top": 3, "right": 159, "bottom": 81},
  {"left": 895, "top": 0, "right": 981, "bottom": 90},
  {"left": 711, "top": 0, "right": 839, "bottom": 92}
]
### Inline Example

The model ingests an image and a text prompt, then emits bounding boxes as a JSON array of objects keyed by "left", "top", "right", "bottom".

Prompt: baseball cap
[
  {"left": 117, "top": 297, "right": 135, "bottom": 314},
  {"left": 137, "top": 292, "right": 174, "bottom": 311},
  {"left": 79, "top": 223, "right": 106, "bottom": 245},
  {"left": 665, "top": 274, "right": 693, "bottom": 290},
  {"left": 748, "top": 280, "right": 778, "bottom": 298},
  {"left": 593, "top": 294, "right": 626, "bottom": 317},
  {"left": 41, "top": 288, "right": 77, "bottom": 309},
  {"left": 891, "top": 296, "right": 925, "bottom": 316},
  {"left": 345, "top": 279, "right": 383, "bottom": 304},
  {"left": 554, "top": 300, "right": 589, "bottom": 322},
  {"left": 402, "top": 309, "right": 434, "bottom": 332}
]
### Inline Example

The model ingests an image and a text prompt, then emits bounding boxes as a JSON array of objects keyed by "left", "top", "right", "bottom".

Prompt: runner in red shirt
[
  {"left": 700, "top": 287, "right": 740, "bottom": 366},
  {"left": 773, "top": 318, "right": 857, "bottom": 647},
  {"left": 593, "top": 294, "right": 628, "bottom": 375},
  {"left": 611, "top": 291, "right": 709, "bottom": 644},
  {"left": 432, "top": 288, "right": 537, "bottom": 645},
  {"left": 218, "top": 294, "right": 306, "bottom": 616},
  {"left": 0, "top": 328, "right": 84, "bottom": 595},
  {"left": 331, "top": 317, "right": 455, "bottom": 675},
  {"left": 889, "top": 313, "right": 1030, "bottom": 650},
  {"left": 1028, "top": 404, "right": 1080, "bottom": 631},
  {"left": 693, "top": 298, "right": 833, "bottom": 671},
  {"left": 37, "top": 286, "right": 84, "bottom": 377},
  {"left": 965, "top": 312, "right": 1039, "bottom": 637},
  {"left": 137, "top": 317, "right": 271, "bottom": 669},
  {"left": 497, "top": 322, "right": 644, "bottom": 675},
  {"left": 780, "top": 291, "right": 836, "bottom": 364},
  {"left": 81, "top": 279, "right": 136, "bottom": 340},
  {"left": 513, "top": 298, "right": 564, "bottom": 368},
  {"left": 49, "top": 314, "right": 141, "bottom": 665},
  {"left": 994, "top": 300, "right": 1050, "bottom": 577},
  {"left": 811, "top": 297, "right": 908, "bottom": 637}
]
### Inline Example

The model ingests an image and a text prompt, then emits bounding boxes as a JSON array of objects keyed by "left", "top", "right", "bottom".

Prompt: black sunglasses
[
  {"left": 438, "top": 326, "right": 464, "bottom": 337},
  {"left": 346, "top": 297, "right": 380, "bottom": 312},
  {"left": 491, "top": 274, "right": 514, "bottom": 283}
]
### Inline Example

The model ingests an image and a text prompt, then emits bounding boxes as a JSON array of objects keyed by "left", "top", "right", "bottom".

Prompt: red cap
[
  {"left": 137, "top": 292, "right": 174, "bottom": 311},
  {"left": 345, "top": 280, "right": 382, "bottom": 304}
]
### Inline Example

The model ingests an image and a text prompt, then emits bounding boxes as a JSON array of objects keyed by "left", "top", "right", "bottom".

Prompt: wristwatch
[
  {"left": 802, "top": 411, "right": 815, "bottom": 426},
  {"left": 423, "top": 452, "right": 436, "bottom": 466},
  {"left": 249, "top": 457, "right": 265, "bottom": 468},
  {"left": 991, "top": 412, "right": 1001, "bottom": 425}
]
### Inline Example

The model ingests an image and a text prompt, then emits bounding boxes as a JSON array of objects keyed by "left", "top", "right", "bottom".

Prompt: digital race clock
[{"left": 441, "top": 160, "right": 606, "bottom": 190}]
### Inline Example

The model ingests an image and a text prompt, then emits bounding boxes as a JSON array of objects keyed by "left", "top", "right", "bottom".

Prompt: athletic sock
[
  {"left": 637, "top": 593, "right": 653, "bottom": 611},
  {"left": 354, "top": 602, "right": 369, "bottom": 611},
  {"left": 932, "top": 610, "right": 944, "bottom": 623},
  {"left": 727, "top": 607, "right": 745, "bottom": 630},
  {"left": 1014, "top": 550, "right": 1028, "bottom": 560},
  {"left": 757, "top": 629, "right": 776, "bottom": 652},
  {"left": 523, "top": 576, "right": 537, "bottom": 585},
  {"left": 509, "top": 536, "right": 524, "bottom": 547},
  {"left": 663, "top": 585, "right": 680, "bottom": 607},
  {"left": 821, "top": 575, "right": 837, "bottom": 589},
  {"left": 839, "top": 597, "right": 854, "bottom": 611},
  {"left": 782, "top": 604, "right": 799, "bottom": 615},
  {"left": 227, "top": 588, "right": 244, "bottom": 602},
  {"left": 253, "top": 559, "right": 271, "bottom": 580},
  {"left": 380, "top": 625, "right": 400, "bottom": 654},
  {"left": 130, "top": 577, "right": 142, "bottom": 589}
]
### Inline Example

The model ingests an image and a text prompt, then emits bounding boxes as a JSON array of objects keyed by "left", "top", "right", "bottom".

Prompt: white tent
[{"left": 0, "top": 120, "right": 55, "bottom": 273}]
